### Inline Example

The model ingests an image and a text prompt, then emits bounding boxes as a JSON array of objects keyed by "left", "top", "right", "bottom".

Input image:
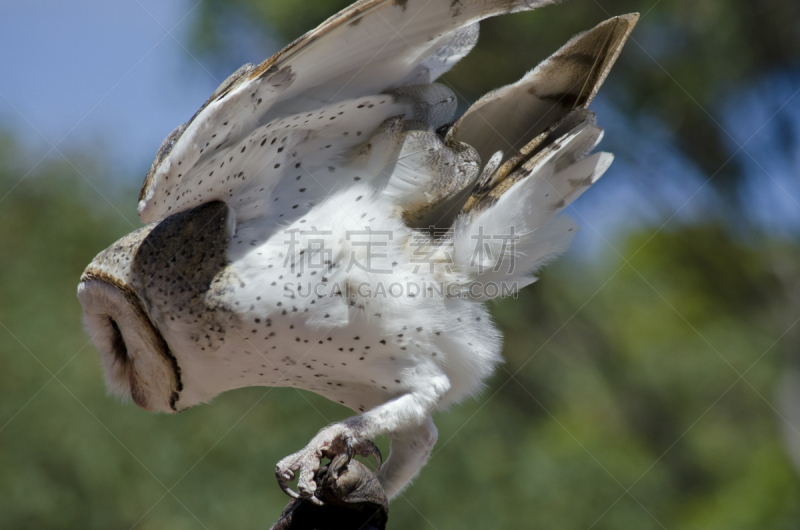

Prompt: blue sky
[{"left": 0, "top": 1, "right": 227, "bottom": 175}]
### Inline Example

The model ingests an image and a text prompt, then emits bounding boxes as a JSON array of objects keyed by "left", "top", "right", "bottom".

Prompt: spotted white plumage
[{"left": 78, "top": 0, "right": 637, "bottom": 503}]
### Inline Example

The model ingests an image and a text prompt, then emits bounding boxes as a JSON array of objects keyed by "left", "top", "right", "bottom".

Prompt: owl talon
[
  {"left": 308, "top": 495, "right": 324, "bottom": 506},
  {"left": 276, "top": 468, "right": 300, "bottom": 499},
  {"left": 361, "top": 440, "right": 382, "bottom": 472},
  {"left": 373, "top": 443, "right": 382, "bottom": 471},
  {"left": 279, "top": 482, "right": 301, "bottom": 500},
  {"left": 275, "top": 423, "right": 383, "bottom": 503},
  {"left": 341, "top": 439, "right": 381, "bottom": 470}
]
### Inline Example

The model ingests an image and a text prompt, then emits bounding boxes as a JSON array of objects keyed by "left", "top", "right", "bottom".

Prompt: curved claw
[
  {"left": 276, "top": 469, "right": 301, "bottom": 500},
  {"left": 278, "top": 471, "right": 323, "bottom": 505},
  {"left": 365, "top": 440, "right": 382, "bottom": 472},
  {"left": 308, "top": 495, "right": 324, "bottom": 506},
  {"left": 345, "top": 439, "right": 382, "bottom": 471}
]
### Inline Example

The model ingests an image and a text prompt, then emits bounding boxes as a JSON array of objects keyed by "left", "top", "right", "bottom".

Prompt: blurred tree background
[{"left": 1, "top": 0, "right": 799, "bottom": 528}]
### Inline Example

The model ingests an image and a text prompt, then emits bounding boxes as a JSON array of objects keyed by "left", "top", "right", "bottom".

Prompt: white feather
[{"left": 452, "top": 119, "right": 614, "bottom": 298}]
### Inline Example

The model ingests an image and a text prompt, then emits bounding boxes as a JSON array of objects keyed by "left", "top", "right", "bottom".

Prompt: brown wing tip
[
  {"left": 574, "top": 12, "right": 639, "bottom": 108},
  {"left": 618, "top": 13, "right": 641, "bottom": 25},
  {"left": 606, "top": 13, "right": 640, "bottom": 43}
]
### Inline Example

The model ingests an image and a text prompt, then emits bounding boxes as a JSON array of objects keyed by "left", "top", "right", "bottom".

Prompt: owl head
[{"left": 78, "top": 202, "right": 234, "bottom": 413}]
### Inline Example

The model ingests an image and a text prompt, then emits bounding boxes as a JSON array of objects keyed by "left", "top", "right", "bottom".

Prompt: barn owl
[{"left": 78, "top": 0, "right": 637, "bottom": 504}]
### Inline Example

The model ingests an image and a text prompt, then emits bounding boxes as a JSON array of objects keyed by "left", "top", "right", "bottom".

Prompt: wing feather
[
  {"left": 451, "top": 113, "right": 614, "bottom": 294},
  {"left": 450, "top": 14, "right": 638, "bottom": 168},
  {"left": 381, "top": 128, "right": 480, "bottom": 228},
  {"left": 463, "top": 108, "right": 603, "bottom": 216},
  {"left": 138, "top": 0, "right": 557, "bottom": 223},
  {"left": 142, "top": 96, "right": 413, "bottom": 223}
]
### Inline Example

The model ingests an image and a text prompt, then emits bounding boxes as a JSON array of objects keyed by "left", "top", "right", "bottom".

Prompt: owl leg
[
  {"left": 377, "top": 416, "right": 438, "bottom": 498},
  {"left": 276, "top": 374, "right": 450, "bottom": 503}
]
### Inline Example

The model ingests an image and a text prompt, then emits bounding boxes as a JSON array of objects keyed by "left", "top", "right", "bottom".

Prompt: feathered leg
[
  {"left": 377, "top": 417, "right": 438, "bottom": 498},
  {"left": 276, "top": 373, "right": 450, "bottom": 503}
]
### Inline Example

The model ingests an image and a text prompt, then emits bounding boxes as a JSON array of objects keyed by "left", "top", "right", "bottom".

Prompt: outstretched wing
[
  {"left": 445, "top": 14, "right": 636, "bottom": 222},
  {"left": 452, "top": 14, "right": 638, "bottom": 174},
  {"left": 448, "top": 15, "right": 638, "bottom": 295},
  {"left": 137, "top": 0, "right": 557, "bottom": 224}
]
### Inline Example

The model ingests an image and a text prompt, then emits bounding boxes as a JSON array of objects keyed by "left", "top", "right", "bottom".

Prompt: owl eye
[{"left": 107, "top": 317, "right": 130, "bottom": 369}]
